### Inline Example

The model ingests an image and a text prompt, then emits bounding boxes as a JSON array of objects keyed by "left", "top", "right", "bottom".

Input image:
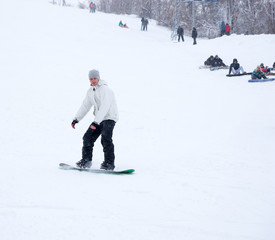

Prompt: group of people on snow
[
  {"left": 177, "top": 26, "right": 198, "bottom": 45},
  {"left": 141, "top": 17, "right": 149, "bottom": 31},
  {"left": 204, "top": 55, "right": 274, "bottom": 80},
  {"left": 251, "top": 63, "right": 274, "bottom": 79},
  {"left": 230, "top": 61, "right": 273, "bottom": 79},
  {"left": 89, "top": 1, "right": 96, "bottom": 13}
]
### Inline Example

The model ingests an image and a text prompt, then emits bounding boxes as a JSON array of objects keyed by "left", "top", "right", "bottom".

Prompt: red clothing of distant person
[{"left": 225, "top": 24, "right": 231, "bottom": 33}]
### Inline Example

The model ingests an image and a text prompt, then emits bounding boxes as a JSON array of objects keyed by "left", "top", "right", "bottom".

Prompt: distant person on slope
[
  {"left": 143, "top": 18, "right": 148, "bottom": 31},
  {"left": 251, "top": 66, "right": 267, "bottom": 80},
  {"left": 225, "top": 23, "right": 231, "bottom": 35},
  {"left": 228, "top": 59, "right": 246, "bottom": 75},
  {"left": 71, "top": 70, "right": 119, "bottom": 171},
  {"left": 141, "top": 17, "right": 145, "bottom": 30},
  {"left": 177, "top": 26, "right": 184, "bottom": 42},
  {"left": 192, "top": 27, "right": 197, "bottom": 45},
  {"left": 220, "top": 21, "right": 226, "bottom": 36},
  {"left": 89, "top": 2, "right": 94, "bottom": 12}
]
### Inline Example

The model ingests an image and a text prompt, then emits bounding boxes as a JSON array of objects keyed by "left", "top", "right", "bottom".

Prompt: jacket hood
[{"left": 98, "top": 79, "right": 108, "bottom": 86}]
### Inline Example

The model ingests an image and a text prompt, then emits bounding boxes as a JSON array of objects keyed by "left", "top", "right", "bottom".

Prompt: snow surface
[{"left": 1, "top": 1, "right": 275, "bottom": 240}]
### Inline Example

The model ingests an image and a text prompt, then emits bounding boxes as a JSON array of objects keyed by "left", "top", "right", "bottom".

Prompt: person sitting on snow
[
  {"left": 118, "top": 21, "right": 128, "bottom": 28},
  {"left": 251, "top": 66, "right": 267, "bottom": 79},
  {"left": 259, "top": 63, "right": 271, "bottom": 74},
  {"left": 212, "top": 55, "right": 226, "bottom": 67},
  {"left": 119, "top": 21, "right": 124, "bottom": 27},
  {"left": 228, "top": 58, "right": 246, "bottom": 75},
  {"left": 204, "top": 55, "right": 215, "bottom": 67}
]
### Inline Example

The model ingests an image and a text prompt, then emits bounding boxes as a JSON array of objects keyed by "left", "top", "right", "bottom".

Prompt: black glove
[{"left": 71, "top": 119, "right": 79, "bottom": 129}]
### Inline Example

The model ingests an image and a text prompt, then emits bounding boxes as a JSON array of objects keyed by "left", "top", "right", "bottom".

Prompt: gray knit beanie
[{"left": 88, "top": 69, "right": 100, "bottom": 79}]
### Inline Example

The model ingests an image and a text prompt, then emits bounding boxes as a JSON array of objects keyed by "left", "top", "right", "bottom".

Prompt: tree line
[{"left": 97, "top": 0, "right": 275, "bottom": 38}]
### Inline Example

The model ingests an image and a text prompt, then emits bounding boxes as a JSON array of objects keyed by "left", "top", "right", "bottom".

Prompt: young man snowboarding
[{"left": 71, "top": 69, "right": 119, "bottom": 170}]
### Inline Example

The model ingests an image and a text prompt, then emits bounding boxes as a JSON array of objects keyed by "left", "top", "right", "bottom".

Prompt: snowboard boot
[
  {"left": 76, "top": 159, "right": 92, "bottom": 169},
  {"left": 100, "top": 162, "right": 115, "bottom": 171}
]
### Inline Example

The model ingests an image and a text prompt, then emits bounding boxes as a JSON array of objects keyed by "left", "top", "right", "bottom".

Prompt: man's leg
[
  {"left": 78, "top": 124, "right": 101, "bottom": 167},
  {"left": 100, "top": 120, "right": 116, "bottom": 169}
]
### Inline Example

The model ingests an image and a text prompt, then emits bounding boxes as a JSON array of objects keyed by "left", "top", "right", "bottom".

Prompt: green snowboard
[{"left": 59, "top": 163, "right": 135, "bottom": 175}]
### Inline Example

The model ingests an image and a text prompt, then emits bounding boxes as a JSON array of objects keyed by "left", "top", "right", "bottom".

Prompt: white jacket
[{"left": 75, "top": 79, "right": 119, "bottom": 124}]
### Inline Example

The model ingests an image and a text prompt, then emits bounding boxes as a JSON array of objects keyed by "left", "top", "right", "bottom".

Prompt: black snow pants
[
  {"left": 82, "top": 120, "right": 116, "bottom": 165},
  {"left": 178, "top": 34, "right": 184, "bottom": 42}
]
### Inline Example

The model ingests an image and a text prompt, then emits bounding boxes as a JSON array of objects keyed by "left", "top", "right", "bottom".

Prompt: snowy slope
[{"left": 0, "top": 1, "right": 275, "bottom": 240}]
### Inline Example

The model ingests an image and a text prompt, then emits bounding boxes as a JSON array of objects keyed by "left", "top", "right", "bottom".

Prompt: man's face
[{"left": 90, "top": 78, "right": 99, "bottom": 86}]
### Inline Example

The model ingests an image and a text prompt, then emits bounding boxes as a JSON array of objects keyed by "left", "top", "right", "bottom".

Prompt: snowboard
[
  {"left": 199, "top": 65, "right": 211, "bottom": 69},
  {"left": 248, "top": 78, "right": 275, "bottom": 83},
  {"left": 210, "top": 66, "right": 229, "bottom": 71},
  {"left": 59, "top": 163, "right": 135, "bottom": 174},
  {"left": 226, "top": 72, "right": 252, "bottom": 77},
  {"left": 265, "top": 73, "right": 275, "bottom": 76}
]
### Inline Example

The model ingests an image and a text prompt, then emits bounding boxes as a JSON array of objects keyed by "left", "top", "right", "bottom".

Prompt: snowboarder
[
  {"left": 259, "top": 63, "right": 271, "bottom": 74},
  {"left": 177, "top": 26, "right": 184, "bottom": 42},
  {"left": 192, "top": 27, "right": 197, "bottom": 45},
  {"left": 204, "top": 55, "right": 215, "bottom": 67},
  {"left": 251, "top": 66, "right": 267, "bottom": 80},
  {"left": 228, "top": 59, "right": 245, "bottom": 75},
  {"left": 213, "top": 55, "right": 226, "bottom": 67},
  {"left": 71, "top": 69, "right": 119, "bottom": 170}
]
